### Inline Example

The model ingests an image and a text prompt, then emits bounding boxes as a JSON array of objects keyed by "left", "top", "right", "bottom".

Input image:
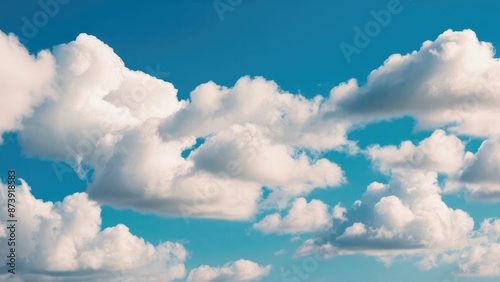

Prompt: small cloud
[{"left": 274, "top": 249, "right": 287, "bottom": 256}]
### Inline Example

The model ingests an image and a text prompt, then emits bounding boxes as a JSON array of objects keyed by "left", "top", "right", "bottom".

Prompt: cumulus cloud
[
  {"left": 330, "top": 29, "right": 500, "bottom": 203},
  {"left": 339, "top": 170, "right": 473, "bottom": 251},
  {"left": 9, "top": 27, "right": 500, "bottom": 223},
  {"left": 366, "top": 128, "right": 500, "bottom": 202},
  {"left": 85, "top": 121, "right": 263, "bottom": 220},
  {"left": 159, "top": 76, "right": 353, "bottom": 151},
  {"left": 292, "top": 130, "right": 500, "bottom": 276},
  {"left": 332, "top": 203, "right": 347, "bottom": 222},
  {"left": 187, "top": 259, "right": 271, "bottom": 282},
  {"left": 4, "top": 32, "right": 346, "bottom": 220},
  {"left": 367, "top": 130, "right": 467, "bottom": 175},
  {"left": 0, "top": 179, "right": 187, "bottom": 281},
  {"left": 296, "top": 169, "right": 475, "bottom": 268},
  {"left": 329, "top": 29, "right": 500, "bottom": 138},
  {"left": 1, "top": 22, "right": 500, "bottom": 280},
  {"left": 253, "top": 198, "right": 334, "bottom": 234},
  {"left": 190, "top": 124, "right": 344, "bottom": 195},
  {"left": 0, "top": 31, "right": 55, "bottom": 143},
  {"left": 5, "top": 28, "right": 500, "bottom": 224},
  {"left": 19, "top": 32, "right": 184, "bottom": 166}
]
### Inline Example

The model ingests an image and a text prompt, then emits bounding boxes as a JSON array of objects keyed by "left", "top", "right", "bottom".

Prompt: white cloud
[
  {"left": 274, "top": 249, "right": 286, "bottom": 256},
  {"left": 159, "top": 76, "right": 353, "bottom": 151},
  {"left": 253, "top": 198, "right": 333, "bottom": 234},
  {"left": 0, "top": 179, "right": 187, "bottom": 281},
  {"left": 367, "top": 130, "right": 467, "bottom": 175},
  {"left": 187, "top": 259, "right": 271, "bottom": 282},
  {"left": 343, "top": 170, "right": 473, "bottom": 250},
  {"left": 366, "top": 182, "right": 388, "bottom": 194},
  {"left": 2, "top": 25, "right": 500, "bottom": 278},
  {"left": 341, "top": 222, "right": 366, "bottom": 237},
  {"left": 0, "top": 31, "right": 55, "bottom": 143},
  {"left": 332, "top": 203, "right": 347, "bottom": 222},
  {"left": 329, "top": 29, "right": 500, "bottom": 138},
  {"left": 292, "top": 130, "right": 500, "bottom": 277},
  {"left": 85, "top": 121, "right": 264, "bottom": 220},
  {"left": 296, "top": 169, "right": 475, "bottom": 268},
  {"left": 190, "top": 123, "right": 344, "bottom": 200},
  {"left": 366, "top": 128, "right": 500, "bottom": 203},
  {"left": 373, "top": 195, "right": 415, "bottom": 230},
  {"left": 19, "top": 33, "right": 184, "bottom": 166},
  {"left": 414, "top": 218, "right": 500, "bottom": 277},
  {"left": 331, "top": 29, "right": 500, "bottom": 205},
  {"left": 457, "top": 219, "right": 500, "bottom": 277},
  {"left": 6, "top": 32, "right": 346, "bottom": 220},
  {"left": 5, "top": 28, "right": 500, "bottom": 225}
]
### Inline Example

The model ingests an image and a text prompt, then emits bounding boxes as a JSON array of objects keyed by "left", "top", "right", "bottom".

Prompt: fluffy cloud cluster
[
  {"left": 367, "top": 130, "right": 467, "bottom": 175},
  {"left": 190, "top": 124, "right": 344, "bottom": 196},
  {"left": 5, "top": 28, "right": 500, "bottom": 221},
  {"left": 296, "top": 135, "right": 500, "bottom": 276},
  {"left": 253, "top": 198, "right": 341, "bottom": 234},
  {"left": 296, "top": 170, "right": 474, "bottom": 260},
  {"left": 187, "top": 259, "right": 271, "bottom": 282},
  {"left": 331, "top": 29, "right": 500, "bottom": 200},
  {"left": 294, "top": 128, "right": 500, "bottom": 276},
  {"left": 0, "top": 179, "right": 187, "bottom": 281},
  {"left": 339, "top": 170, "right": 473, "bottom": 251},
  {"left": 330, "top": 29, "right": 500, "bottom": 138},
  {"left": 3, "top": 25, "right": 500, "bottom": 278},
  {"left": 1, "top": 31, "right": 347, "bottom": 220},
  {"left": 327, "top": 29, "right": 500, "bottom": 202},
  {"left": 365, "top": 128, "right": 500, "bottom": 202},
  {"left": 159, "top": 75, "right": 357, "bottom": 151}
]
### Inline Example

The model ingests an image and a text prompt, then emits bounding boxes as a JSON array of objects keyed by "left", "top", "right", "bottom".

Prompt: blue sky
[{"left": 1, "top": 0, "right": 500, "bottom": 281}]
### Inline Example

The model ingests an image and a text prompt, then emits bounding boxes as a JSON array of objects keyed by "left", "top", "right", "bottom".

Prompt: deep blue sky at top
[{"left": 1, "top": 1, "right": 499, "bottom": 281}]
